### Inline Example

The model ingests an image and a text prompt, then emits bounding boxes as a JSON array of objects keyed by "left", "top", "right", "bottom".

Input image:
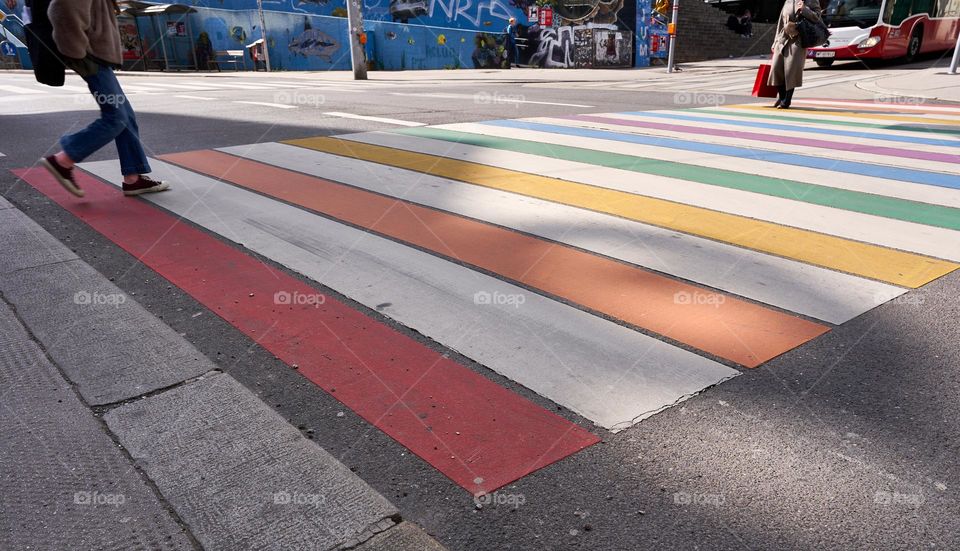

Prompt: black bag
[
  {"left": 23, "top": 0, "right": 65, "bottom": 86},
  {"left": 797, "top": 16, "right": 830, "bottom": 48}
]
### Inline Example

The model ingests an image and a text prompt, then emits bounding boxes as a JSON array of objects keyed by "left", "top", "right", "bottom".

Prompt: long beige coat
[{"left": 769, "top": 0, "right": 821, "bottom": 90}]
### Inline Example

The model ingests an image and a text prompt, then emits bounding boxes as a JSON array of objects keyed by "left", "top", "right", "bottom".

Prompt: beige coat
[
  {"left": 48, "top": 0, "right": 123, "bottom": 66},
  {"left": 769, "top": 0, "right": 821, "bottom": 90}
]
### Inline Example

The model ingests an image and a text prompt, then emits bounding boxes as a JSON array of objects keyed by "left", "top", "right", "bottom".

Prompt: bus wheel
[
  {"left": 904, "top": 27, "right": 923, "bottom": 62},
  {"left": 815, "top": 58, "right": 835, "bottom": 67}
]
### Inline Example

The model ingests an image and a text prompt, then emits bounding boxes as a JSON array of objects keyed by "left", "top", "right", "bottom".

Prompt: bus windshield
[{"left": 821, "top": 0, "right": 883, "bottom": 28}]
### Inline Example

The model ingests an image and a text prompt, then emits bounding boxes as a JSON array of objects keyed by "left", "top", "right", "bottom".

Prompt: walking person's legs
[{"left": 41, "top": 64, "right": 168, "bottom": 197}]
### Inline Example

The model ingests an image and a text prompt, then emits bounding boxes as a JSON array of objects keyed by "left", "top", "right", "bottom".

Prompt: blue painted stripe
[
  {"left": 624, "top": 111, "right": 960, "bottom": 149},
  {"left": 483, "top": 119, "right": 960, "bottom": 190}
]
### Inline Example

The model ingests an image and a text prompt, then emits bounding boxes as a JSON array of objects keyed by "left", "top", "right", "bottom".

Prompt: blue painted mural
[{"left": 3, "top": 0, "right": 653, "bottom": 71}]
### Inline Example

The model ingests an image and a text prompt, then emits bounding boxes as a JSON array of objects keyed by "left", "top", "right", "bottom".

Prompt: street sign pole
[
  {"left": 256, "top": 0, "right": 271, "bottom": 71},
  {"left": 346, "top": 0, "right": 368, "bottom": 80},
  {"left": 949, "top": 30, "right": 960, "bottom": 74},
  {"left": 666, "top": 0, "right": 679, "bottom": 73}
]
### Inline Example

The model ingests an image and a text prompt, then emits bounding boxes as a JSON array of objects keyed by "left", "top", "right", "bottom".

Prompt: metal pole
[
  {"left": 256, "top": 0, "right": 271, "bottom": 71},
  {"left": 345, "top": 0, "right": 367, "bottom": 80},
  {"left": 949, "top": 29, "right": 960, "bottom": 74},
  {"left": 666, "top": 0, "right": 679, "bottom": 73}
]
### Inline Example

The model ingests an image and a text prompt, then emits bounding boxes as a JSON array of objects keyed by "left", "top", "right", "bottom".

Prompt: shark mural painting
[{"left": 288, "top": 17, "right": 341, "bottom": 61}]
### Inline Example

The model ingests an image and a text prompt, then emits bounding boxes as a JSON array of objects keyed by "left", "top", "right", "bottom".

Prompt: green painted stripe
[
  {"left": 697, "top": 109, "right": 960, "bottom": 138},
  {"left": 395, "top": 126, "right": 960, "bottom": 231}
]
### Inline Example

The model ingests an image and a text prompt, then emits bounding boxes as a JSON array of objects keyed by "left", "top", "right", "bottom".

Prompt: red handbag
[{"left": 752, "top": 63, "right": 778, "bottom": 98}]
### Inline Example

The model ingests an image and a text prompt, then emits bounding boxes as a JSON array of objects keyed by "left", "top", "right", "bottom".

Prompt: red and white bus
[{"left": 807, "top": 0, "right": 960, "bottom": 66}]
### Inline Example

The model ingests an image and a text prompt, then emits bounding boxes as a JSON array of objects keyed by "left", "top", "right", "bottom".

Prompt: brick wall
[{"left": 673, "top": 1, "right": 777, "bottom": 62}]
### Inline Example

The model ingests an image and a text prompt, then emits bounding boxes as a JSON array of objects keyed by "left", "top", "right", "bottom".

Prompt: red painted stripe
[{"left": 14, "top": 166, "right": 599, "bottom": 495}]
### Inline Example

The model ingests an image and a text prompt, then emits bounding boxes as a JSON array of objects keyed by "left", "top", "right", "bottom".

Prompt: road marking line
[
  {"left": 556, "top": 114, "right": 960, "bottom": 172},
  {"left": 0, "top": 84, "right": 47, "bottom": 94},
  {"left": 162, "top": 149, "right": 829, "bottom": 368},
  {"left": 483, "top": 119, "right": 960, "bottom": 189},
  {"left": 323, "top": 112, "right": 425, "bottom": 126},
  {"left": 111, "top": 156, "right": 738, "bottom": 431},
  {"left": 234, "top": 100, "right": 298, "bottom": 109},
  {"left": 286, "top": 135, "right": 958, "bottom": 288},
  {"left": 17, "top": 164, "right": 600, "bottom": 492},
  {"left": 792, "top": 98, "right": 960, "bottom": 114},
  {"left": 230, "top": 140, "right": 906, "bottom": 325},
  {"left": 174, "top": 95, "right": 216, "bottom": 101},
  {"left": 389, "top": 92, "right": 594, "bottom": 108},
  {"left": 728, "top": 104, "right": 960, "bottom": 126},
  {"left": 701, "top": 107, "right": 960, "bottom": 138}
]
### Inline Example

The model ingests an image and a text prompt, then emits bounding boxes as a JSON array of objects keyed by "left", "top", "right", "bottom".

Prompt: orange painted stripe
[{"left": 160, "top": 149, "right": 830, "bottom": 367}]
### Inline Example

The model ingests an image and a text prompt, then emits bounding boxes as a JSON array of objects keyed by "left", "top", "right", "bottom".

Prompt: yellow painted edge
[
  {"left": 727, "top": 104, "right": 960, "bottom": 128},
  {"left": 286, "top": 136, "right": 960, "bottom": 289}
]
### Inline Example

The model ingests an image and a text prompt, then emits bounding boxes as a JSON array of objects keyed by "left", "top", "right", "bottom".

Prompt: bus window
[{"left": 823, "top": 0, "right": 884, "bottom": 27}]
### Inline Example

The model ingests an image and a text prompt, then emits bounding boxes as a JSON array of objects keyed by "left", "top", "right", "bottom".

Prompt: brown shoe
[
  {"left": 122, "top": 175, "right": 170, "bottom": 196},
  {"left": 40, "top": 155, "right": 84, "bottom": 197}
]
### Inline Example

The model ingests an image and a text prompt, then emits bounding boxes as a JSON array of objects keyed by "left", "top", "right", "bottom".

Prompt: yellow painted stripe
[
  {"left": 286, "top": 137, "right": 958, "bottom": 288},
  {"left": 728, "top": 104, "right": 960, "bottom": 127}
]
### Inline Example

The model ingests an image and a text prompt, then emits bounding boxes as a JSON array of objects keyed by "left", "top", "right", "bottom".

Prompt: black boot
[
  {"left": 781, "top": 88, "right": 795, "bottom": 109},
  {"left": 773, "top": 85, "right": 786, "bottom": 108}
]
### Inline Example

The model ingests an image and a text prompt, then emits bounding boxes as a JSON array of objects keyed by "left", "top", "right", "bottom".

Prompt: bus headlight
[{"left": 857, "top": 36, "right": 881, "bottom": 48}]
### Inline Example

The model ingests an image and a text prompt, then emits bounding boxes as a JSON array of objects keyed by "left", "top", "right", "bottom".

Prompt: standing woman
[{"left": 769, "top": 0, "right": 822, "bottom": 108}]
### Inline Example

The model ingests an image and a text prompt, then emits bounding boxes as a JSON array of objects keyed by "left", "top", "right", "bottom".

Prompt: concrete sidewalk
[{"left": 0, "top": 196, "right": 444, "bottom": 551}]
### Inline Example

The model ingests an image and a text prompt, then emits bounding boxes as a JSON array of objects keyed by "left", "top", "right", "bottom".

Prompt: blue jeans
[{"left": 60, "top": 65, "right": 151, "bottom": 176}]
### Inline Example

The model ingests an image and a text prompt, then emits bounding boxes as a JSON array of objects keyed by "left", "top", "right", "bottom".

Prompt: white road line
[
  {"left": 389, "top": 92, "right": 594, "bottom": 108},
  {"left": 175, "top": 95, "right": 217, "bottom": 101},
  {"left": 322, "top": 112, "right": 425, "bottom": 126},
  {"left": 82, "top": 157, "right": 738, "bottom": 431},
  {"left": 0, "top": 84, "right": 47, "bottom": 94},
  {"left": 234, "top": 100, "right": 298, "bottom": 109},
  {"left": 792, "top": 98, "right": 960, "bottom": 114}
]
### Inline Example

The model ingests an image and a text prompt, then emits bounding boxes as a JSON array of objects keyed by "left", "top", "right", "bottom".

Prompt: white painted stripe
[
  {"left": 604, "top": 111, "right": 960, "bottom": 156},
  {"left": 681, "top": 108, "right": 960, "bottom": 144},
  {"left": 0, "top": 84, "right": 47, "bottom": 94},
  {"left": 323, "top": 112, "right": 425, "bottom": 126},
  {"left": 389, "top": 92, "right": 594, "bottom": 108},
  {"left": 793, "top": 99, "right": 960, "bottom": 114},
  {"left": 243, "top": 140, "right": 905, "bottom": 324},
  {"left": 138, "top": 82, "right": 218, "bottom": 90},
  {"left": 80, "top": 158, "right": 738, "bottom": 431},
  {"left": 234, "top": 101, "right": 298, "bottom": 109},
  {"left": 542, "top": 115, "right": 960, "bottom": 174},
  {"left": 713, "top": 106, "right": 960, "bottom": 131},
  {"left": 56, "top": 84, "right": 92, "bottom": 93},
  {"left": 408, "top": 121, "right": 960, "bottom": 262},
  {"left": 174, "top": 95, "right": 216, "bottom": 101}
]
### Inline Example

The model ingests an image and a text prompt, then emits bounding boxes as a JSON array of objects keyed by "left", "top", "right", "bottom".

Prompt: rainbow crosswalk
[{"left": 17, "top": 99, "right": 960, "bottom": 493}]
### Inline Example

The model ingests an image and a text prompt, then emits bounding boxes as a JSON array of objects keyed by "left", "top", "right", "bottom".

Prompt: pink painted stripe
[{"left": 564, "top": 114, "right": 960, "bottom": 165}]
